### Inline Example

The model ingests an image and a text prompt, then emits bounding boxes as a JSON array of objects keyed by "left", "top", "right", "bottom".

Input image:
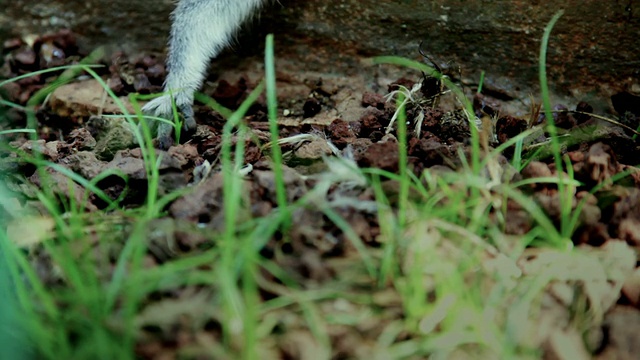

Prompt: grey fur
[{"left": 142, "top": 0, "right": 265, "bottom": 149}]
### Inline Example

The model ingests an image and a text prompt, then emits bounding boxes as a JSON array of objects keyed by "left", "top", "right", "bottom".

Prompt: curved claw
[
  {"left": 156, "top": 122, "right": 175, "bottom": 150},
  {"left": 179, "top": 103, "right": 197, "bottom": 134}
]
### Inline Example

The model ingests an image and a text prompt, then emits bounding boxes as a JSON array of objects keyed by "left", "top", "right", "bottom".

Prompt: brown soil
[{"left": 2, "top": 29, "right": 640, "bottom": 359}]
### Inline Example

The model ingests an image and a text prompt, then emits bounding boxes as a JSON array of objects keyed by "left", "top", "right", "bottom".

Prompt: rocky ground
[{"left": 2, "top": 29, "right": 640, "bottom": 359}]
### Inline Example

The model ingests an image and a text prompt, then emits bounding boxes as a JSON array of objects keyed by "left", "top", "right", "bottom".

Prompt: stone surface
[{"left": 2, "top": 1, "right": 638, "bottom": 99}]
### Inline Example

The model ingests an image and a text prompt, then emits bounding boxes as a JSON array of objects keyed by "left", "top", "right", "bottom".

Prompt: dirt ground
[{"left": 2, "top": 29, "right": 640, "bottom": 359}]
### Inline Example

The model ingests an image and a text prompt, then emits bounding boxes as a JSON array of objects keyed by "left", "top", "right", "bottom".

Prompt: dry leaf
[{"left": 6, "top": 216, "right": 55, "bottom": 247}]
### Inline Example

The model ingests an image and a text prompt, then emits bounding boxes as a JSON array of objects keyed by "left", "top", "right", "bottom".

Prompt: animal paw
[{"left": 141, "top": 95, "right": 197, "bottom": 150}]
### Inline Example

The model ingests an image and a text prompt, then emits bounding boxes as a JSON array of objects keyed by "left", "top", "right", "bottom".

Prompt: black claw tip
[
  {"left": 157, "top": 134, "right": 174, "bottom": 150},
  {"left": 179, "top": 104, "right": 197, "bottom": 133}
]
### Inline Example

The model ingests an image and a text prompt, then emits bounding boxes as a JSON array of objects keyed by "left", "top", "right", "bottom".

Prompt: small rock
[
  {"left": 93, "top": 118, "right": 137, "bottom": 161},
  {"left": 358, "top": 106, "right": 385, "bottom": 138},
  {"left": 553, "top": 104, "right": 577, "bottom": 129},
  {"left": 18, "top": 139, "right": 63, "bottom": 161},
  {"left": 574, "top": 101, "right": 593, "bottom": 123},
  {"left": 495, "top": 115, "right": 528, "bottom": 144},
  {"left": 326, "top": 119, "right": 355, "bottom": 148},
  {"left": 49, "top": 79, "right": 139, "bottom": 118},
  {"left": 357, "top": 141, "right": 399, "bottom": 172},
  {"left": 303, "top": 97, "right": 322, "bottom": 118},
  {"left": 361, "top": 92, "right": 385, "bottom": 109},
  {"left": 67, "top": 128, "right": 96, "bottom": 151},
  {"left": 292, "top": 139, "right": 334, "bottom": 163},
  {"left": 29, "top": 168, "right": 98, "bottom": 211},
  {"left": 61, "top": 151, "right": 105, "bottom": 179}
]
